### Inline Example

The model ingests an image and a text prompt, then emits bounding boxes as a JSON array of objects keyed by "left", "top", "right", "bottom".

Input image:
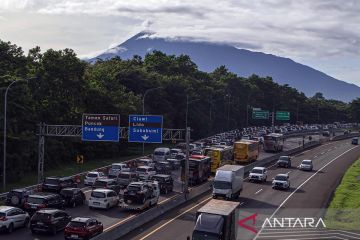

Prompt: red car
[{"left": 64, "top": 217, "right": 103, "bottom": 240}]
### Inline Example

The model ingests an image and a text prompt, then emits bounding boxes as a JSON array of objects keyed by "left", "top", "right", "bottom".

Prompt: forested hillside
[{"left": 1, "top": 40, "right": 359, "bottom": 180}]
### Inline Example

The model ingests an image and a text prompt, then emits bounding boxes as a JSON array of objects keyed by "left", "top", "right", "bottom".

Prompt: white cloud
[{"left": 0, "top": 0, "right": 359, "bottom": 84}]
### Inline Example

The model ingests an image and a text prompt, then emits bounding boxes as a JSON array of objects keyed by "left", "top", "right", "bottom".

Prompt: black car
[
  {"left": 151, "top": 174, "right": 173, "bottom": 194},
  {"left": 276, "top": 156, "right": 291, "bottom": 168},
  {"left": 24, "top": 192, "right": 65, "bottom": 215},
  {"left": 154, "top": 161, "right": 172, "bottom": 174},
  {"left": 42, "top": 176, "right": 77, "bottom": 193},
  {"left": 59, "top": 188, "right": 86, "bottom": 208},
  {"left": 30, "top": 209, "right": 71, "bottom": 235},
  {"left": 93, "top": 178, "right": 121, "bottom": 194},
  {"left": 351, "top": 137, "right": 358, "bottom": 145},
  {"left": 5, "top": 188, "right": 32, "bottom": 208}
]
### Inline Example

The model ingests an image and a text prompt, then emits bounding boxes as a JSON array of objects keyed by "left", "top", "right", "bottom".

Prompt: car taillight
[
  {"left": 38, "top": 204, "right": 47, "bottom": 208},
  {"left": 24, "top": 202, "right": 29, "bottom": 208},
  {"left": 0, "top": 217, "right": 8, "bottom": 221}
]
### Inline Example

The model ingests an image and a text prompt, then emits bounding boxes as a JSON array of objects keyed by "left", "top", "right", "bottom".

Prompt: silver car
[
  {"left": 298, "top": 159, "right": 313, "bottom": 171},
  {"left": 0, "top": 206, "right": 29, "bottom": 233}
]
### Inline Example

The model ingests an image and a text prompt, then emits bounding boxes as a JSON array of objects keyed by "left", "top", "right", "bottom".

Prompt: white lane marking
[
  {"left": 321, "top": 152, "right": 325, "bottom": 154},
  {"left": 139, "top": 196, "right": 212, "bottom": 240},
  {"left": 254, "top": 145, "right": 359, "bottom": 240},
  {"left": 254, "top": 189, "right": 263, "bottom": 195},
  {"left": 104, "top": 215, "right": 136, "bottom": 232},
  {"left": 257, "top": 233, "right": 353, "bottom": 239},
  {"left": 314, "top": 155, "right": 318, "bottom": 158}
]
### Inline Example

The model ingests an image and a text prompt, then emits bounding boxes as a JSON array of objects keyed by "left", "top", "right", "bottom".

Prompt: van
[{"left": 153, "top": 148, "right": 171, "bottom": 162}]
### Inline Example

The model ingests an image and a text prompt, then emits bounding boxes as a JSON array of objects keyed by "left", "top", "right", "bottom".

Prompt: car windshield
[
  {"left": 27, "top": 197, "right": 45, "bottom": 204},
  {"left": 87, "top": 173, "right": 98, "bottom": 178},
  {"left": 136, "top": 168, "right": 147, "bottom": 172},
  {"left": 128, "top": 185, "right": 141, "bottom": 191},
  {"left": 32, "top": 212, "right": 52, "bottom": 221},
  {"left": 60, "top": 189, "right": 74, "bottom": 196},
  {"left": 0, "top": 212, "right": 5, "bottom": 217},
  {"left": 251, "top": 169, "right": 263, "bottom": 174},
  {"left": 69, "top": 221, "right": 87, "bottom": 228},
  {"left": 107, "top": 175, "right": 117, "bottom": 179},
  {"left": 170, "top": 150, "right": 179, "bottom": 154},
  {"left": 279, "top": 156, "right": 289, "bottom": 161},
  {"left": 302, "top": 161, "right": 312, "bottom": 165},
  {"left": 44, "top": 179, "right": 59, "bottom": 185},
  {"left": 154, "top": 151, "right": 165, "bottom": 156},
  {"left": 112, "top": 165, "right": 122, "bottom": 169},
  {"left": 192, "top": 231, "right": 220, "bottom": 240},
  {"left": 91, "top": 191, "right": 106, "bottom": 198},
  {"left": 275, "top": 175, "right": 288, "bottom": 181},
  {"left": 94, "top": 181, "right": 107, "bottom": 187},
  {"left": 213, "top": 181, "right": 232, "bottom": 189}
]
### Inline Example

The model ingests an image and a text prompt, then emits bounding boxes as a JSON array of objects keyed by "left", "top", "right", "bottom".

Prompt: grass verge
[{"left": 324, "top": 157, "right": 360, "bottom": 230}]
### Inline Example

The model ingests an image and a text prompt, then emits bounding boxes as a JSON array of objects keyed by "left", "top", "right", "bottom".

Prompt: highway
[
  {"left": 121, "top": 138, "right": 360, "bottom": 240},
  {"left": 0, "top": 134, "right": 317, "bottom": 240}
]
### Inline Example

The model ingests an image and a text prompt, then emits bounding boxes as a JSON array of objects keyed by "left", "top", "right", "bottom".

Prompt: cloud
[{"left": 0, "top": 0, "right": 360, "bottom": 62}]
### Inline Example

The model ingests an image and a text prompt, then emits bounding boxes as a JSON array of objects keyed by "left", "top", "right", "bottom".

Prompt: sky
[{"left": 0, "top": 0, "right": 359, "bottom": 86}]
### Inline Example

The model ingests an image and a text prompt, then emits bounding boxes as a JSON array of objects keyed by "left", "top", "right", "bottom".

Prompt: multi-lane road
[
  {"left": 122, "top": 138, "right": 360, "bottom": 240},
  {"left": 0, "top": 134, "right": 329, "bottom": 240}
]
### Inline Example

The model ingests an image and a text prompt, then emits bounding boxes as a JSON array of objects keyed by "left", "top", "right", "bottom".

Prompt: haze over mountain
[{"left": 90, "top": 32, "right": 360, "bottom": 102}]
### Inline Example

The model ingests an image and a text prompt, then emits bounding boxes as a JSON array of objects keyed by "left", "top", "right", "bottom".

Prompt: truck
[
  {"left": 188, "top": 155, "right": 211, "bottom": 185},
  {"left": 233, "top": 140, "right": 259, "bottom": 164},
  {"left": 121, "top": 181, "right": 160, "bottom": 211},
  {"left": 263, "top": 133, "right": 284, "bottom": 152},
  {"left": 191, "top": 199, "right": 239, "bottom": 240},
  {"left": 204, "top": 146, "right": 233, "bottom": 173},
  {"left": 213, "top": 165, "right": 244, "bottom": 200}
]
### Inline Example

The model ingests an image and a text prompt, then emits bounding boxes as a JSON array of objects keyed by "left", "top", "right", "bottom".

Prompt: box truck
[{"left": 213, "top": 165, "right": 244, "bottom": 200}]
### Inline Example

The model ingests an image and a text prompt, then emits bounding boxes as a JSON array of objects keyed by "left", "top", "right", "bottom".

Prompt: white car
[
  {"left": 272, "top": 174, "right": 290, "bottom": 190},
  {"left": 136, "top": 166, "right": 156, "bottom": 180},
  {"left": 88, "top": 189, "right": 119, "bottom": 209},
  {"left": 0, "top": 206, "right": 30, "bottom": 233},
  {"left": 249, "top": 167, "right": 267, "bottom": 182},
  {"left": 298, "top": 159, "right": 313, "bottom": 171},
  {"left": 84, "top": 171, "right": 105, "bottom": 186}
]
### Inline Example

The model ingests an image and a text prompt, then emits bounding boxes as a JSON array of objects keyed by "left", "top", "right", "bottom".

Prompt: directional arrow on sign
[
  {"left": 97, "top": 133, "right": 104, "bottom": 139},
  {"left": 141, "top": 135, "right": 149, "bottom": 141}
]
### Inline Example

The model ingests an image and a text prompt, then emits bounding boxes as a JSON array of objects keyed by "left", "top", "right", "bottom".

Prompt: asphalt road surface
[
  {"left": 0, "top": 134, "right": 323, "bottom": 240},
  {"left": 122, "top": 138, "right": 360, "bottom": 240}
]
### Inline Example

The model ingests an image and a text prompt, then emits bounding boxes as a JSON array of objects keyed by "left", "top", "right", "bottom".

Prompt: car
[
  {"left": 170, "top": 148, "right": 183, "bottom": 158},
  {"left": 272, "top": 174, "right": 290, "bottom": 190},
  {"left": 24, "top": 192, "right": 65, "bottom": 215},
  {"left": 42, "top": 176, "right": 77, "bottom": 193},
  {"left": 30, "top": 209, "right": 71, "bottom": 235},
  {"left": 276, "top": 156, "right": 291, "bottom": 168},
  {"left": 123, "top": 182, "right": 154, "bottom": 204},
  {"left": 136, "top": 166, "right": 156, "bottom": 180},
  {"left": 60, "top": 188, "right": 86, "bottom": 208},
  {"left": 154, "top": 161, "right": 172, "bottom": 174},
  {"left": 108, "top": 163, "right": 130, "bottom": 176},
  {"left": 92, "top": 178, "right": 121, "bottom": 194},
  {"left": 298, "top": 159, "right": 313, "bottom": 171},
  {"left": 88, "top": 189, "right": 119, "bottom": 209},
  {"left": 166, "top": 158, "right": 182, "bottom": 170},
  {"left": 0, "top": 206, "right": 30, "bottom": 233},
  {"left": 248, "top": 167, "right": 267, "bottom": 182},
  {"left": 191, "top": 149, "right": 205, "bottom": 155},
  {"left": 153, "top": 148, "right": 171, "bottom": 162},
  {"left": 64, "top": 217, "right": 103, "bottom": 240},
  {"left": 5, "top": 188, "right": 32, "bottom": 208},
  {"left": 151, "top": 174, "right": 174, "bottom": 194},
  {"left": 116, "top": 172, "right": 139, "bottom": 188},
  {"left": 351, "top": 137, "right": 358, "bottom": 145},
  {"left": 84, "top": 171, "right": 105, "bottom": 186},
  {"left": 136, "top": 158, "right": 155, "bottom": 168}
]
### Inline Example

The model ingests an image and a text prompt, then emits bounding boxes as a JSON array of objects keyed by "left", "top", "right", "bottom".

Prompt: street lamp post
[
  {"left": 3, "top": 79, "right": 28, "bottom": 191},
  {"left": 142, "top": 87, "right": 162, "bottom": 155}
]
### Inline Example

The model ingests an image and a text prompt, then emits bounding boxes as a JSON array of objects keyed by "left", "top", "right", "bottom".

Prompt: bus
[
  {"left": 204, "top": 146, "right": 233, "bottom": 173},
  {"left": 263, "top": 133, "right": 284, "bottom": 152},
  {"left": 233, "top": 140, "right": 259, "bottom": 164}
]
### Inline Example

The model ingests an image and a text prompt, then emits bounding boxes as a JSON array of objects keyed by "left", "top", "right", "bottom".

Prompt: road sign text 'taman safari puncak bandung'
[{"left": 82, "top": 114, "right": 120, "bottom": 142}]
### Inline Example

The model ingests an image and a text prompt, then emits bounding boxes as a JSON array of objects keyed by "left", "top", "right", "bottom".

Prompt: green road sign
[
  {"left": 276, "top": 111, "right": 290, "bottom": 120},
  {"left": 252, "top": 110, "right": 269, "bottom": 120}
]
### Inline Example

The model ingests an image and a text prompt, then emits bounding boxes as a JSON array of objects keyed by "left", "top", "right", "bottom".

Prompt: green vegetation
[
  {"left": 1, "top": 40, "right": 360, "bottom": 190},
  {"left": 325, "top": 157, "right": 360, "bottom": 230}
]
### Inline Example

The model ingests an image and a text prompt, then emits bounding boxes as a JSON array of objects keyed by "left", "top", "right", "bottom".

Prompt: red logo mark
[{"left": 238, "top": 213, "right": 258, "bottom": 233}]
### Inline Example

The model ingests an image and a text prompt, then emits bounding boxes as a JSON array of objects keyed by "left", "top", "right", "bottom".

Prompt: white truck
[
  {"left": 121, "top": 181, "right": 160, "bottom": 211},
  {"left": 213, "top": 165, "right": 244, "bottom": 200}
]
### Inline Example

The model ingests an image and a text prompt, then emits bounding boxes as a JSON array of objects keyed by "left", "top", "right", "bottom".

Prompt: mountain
[{"left": 90, "top": 32, "right": 360, "bottom": 102}]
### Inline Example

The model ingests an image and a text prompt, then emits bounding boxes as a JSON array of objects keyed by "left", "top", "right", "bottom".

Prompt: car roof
[
  {"left": 153, "top": 174, "right": 171, "bottom": 178},
  {"left": 71, "top": 217, "right": 92, "bottom": 223},
  {"left": 302, "top": 159, "right": 312, "bottom": 162},
  {"left": 253, "top": 167, "right": 266, "bottom": 170},
  {"left": 96, "top": 178, "right": 114, "bottom": 182},
  {"left": 276, "top": 174, "right": 289, "bottom": 177},
  {"left": 137, "top": 166, "right": 152, "bottom": 169},
  {"left": 29, "top": 192, "right": 58, "bottom": 198},
  {"left": 37, "top": 208, "right": 61, "bottom": 214},
  {"left": 112, "top": 163, "right": 126, "bottom": 166},
  {"left": 0, "top": 206, "right": 17, "bottom": 212},
  {"left": 92, "top": 188, "right": 114, "bottom": 193},
  {"left": 88, "top": 171, "right": 102, "bottom": 174},
  {"left": 61, "top": 187, "right": 79, "bottom": 191}
]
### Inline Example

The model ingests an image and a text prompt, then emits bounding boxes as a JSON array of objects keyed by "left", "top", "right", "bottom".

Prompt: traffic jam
[{"left": 0, "top": 123, "right": 357, "bottom": 239}]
